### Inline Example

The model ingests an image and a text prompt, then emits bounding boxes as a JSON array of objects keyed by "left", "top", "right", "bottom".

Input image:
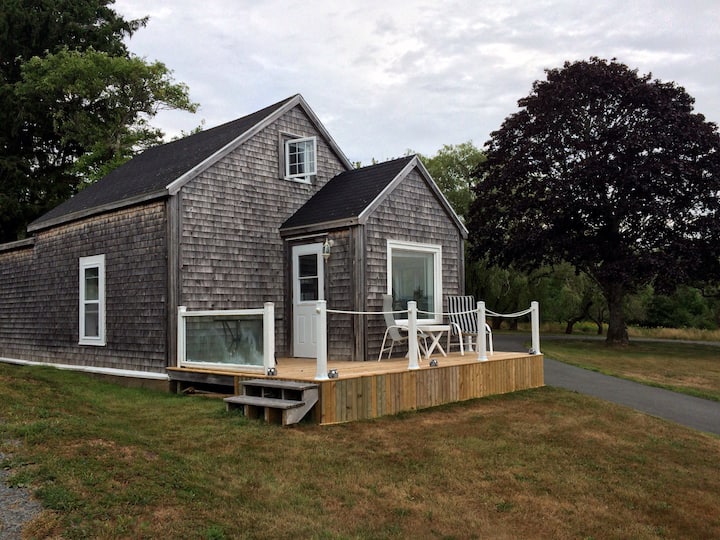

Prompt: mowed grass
[
  {"left": 1, "top": 364, "right": 719, "bottom": 539},
  {"left": 542, "top": 339, "right": 720, "bottom": 401}
]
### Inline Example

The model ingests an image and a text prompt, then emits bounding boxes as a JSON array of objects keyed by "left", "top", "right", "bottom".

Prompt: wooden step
[
  {"left": 224, "top": 379, "right": 319, "bottom": 426},
  {"left": 224, "top": 395, "right": 304, "bottom": 410}
]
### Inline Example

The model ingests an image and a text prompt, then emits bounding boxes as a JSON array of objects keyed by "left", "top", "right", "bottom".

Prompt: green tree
[
  {"left": 468, "top": 58, "right": 720, "bottom": 345},
  {"left": 418, "top": 141, "right": 485, "bottom": 220},
  {"left": 0, "top": 0, "right": 197, "bottom": 242}
]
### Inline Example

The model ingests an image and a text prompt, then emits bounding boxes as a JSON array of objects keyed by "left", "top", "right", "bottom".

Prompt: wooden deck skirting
[{"left": 168, "top": 351, "right": 544, "bottom": 425}]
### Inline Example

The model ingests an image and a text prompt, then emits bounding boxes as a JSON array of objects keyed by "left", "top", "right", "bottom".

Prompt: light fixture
[
  {"left": 267, "top": 367, "right": 277, "bottom": 376},
  {"left": 429, "top": 359, "right": 439, "bottom": 367},
  {"left": 328, "top": 369, "right": 338, "bottom": 378},
  {"left": 322, "top": 238, "right": 332, "bottom": 261}
]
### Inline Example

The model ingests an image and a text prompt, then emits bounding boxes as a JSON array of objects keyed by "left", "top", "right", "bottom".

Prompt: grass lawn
[
  {"left": 541, "top": 338, "right": 720, "bottom": 402},
  {"left": 1, "top": 363, "right": 719, "bottom": 539}
]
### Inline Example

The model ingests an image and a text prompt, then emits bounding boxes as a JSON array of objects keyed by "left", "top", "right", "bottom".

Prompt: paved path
[{"left": 493, "top": 334, "right": 720, "bottom": 436}]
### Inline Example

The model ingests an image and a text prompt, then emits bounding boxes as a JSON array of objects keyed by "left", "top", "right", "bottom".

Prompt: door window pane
[{"left": 298, "top": 254, "right": 319, "bottom": 301}]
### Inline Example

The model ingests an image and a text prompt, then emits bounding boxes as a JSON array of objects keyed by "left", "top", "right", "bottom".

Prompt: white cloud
[{"left": 114, "top": 0, "right": 720, "bottom": 164}]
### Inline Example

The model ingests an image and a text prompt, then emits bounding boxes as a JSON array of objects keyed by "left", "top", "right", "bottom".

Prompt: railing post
[
  {"left": 263, "top": 302, "right": 276, "bottom": 372},
  {"left": 315, "top": 300, "right": 329, "bottom": 380},
  {"left": 531, "top": 301, "right": 541, "bottom": 355},
  {"left": 407, "top": 301, "right": 420, "bottom": 370},
  {"left": 177, "top": 306, "right": 187, "bottom": 367},
  {"left": 477, "top": 301, "right": 488, "bottom": 361}
]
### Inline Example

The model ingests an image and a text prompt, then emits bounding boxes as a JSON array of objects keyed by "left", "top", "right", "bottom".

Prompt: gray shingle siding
[
  {"left": 364, "top": 168, "right": 463, "bottom": 356},
  {"left": 0, "top": 203, "right": 168, "bottom": 372},
  {"left": 177, "top": 105, "right": 348, "bottom": 356}
]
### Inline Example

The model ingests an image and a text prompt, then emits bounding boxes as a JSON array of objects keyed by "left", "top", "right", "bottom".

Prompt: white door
[{"left": 292, "top": 243, "right": 324, "bottom": 358}]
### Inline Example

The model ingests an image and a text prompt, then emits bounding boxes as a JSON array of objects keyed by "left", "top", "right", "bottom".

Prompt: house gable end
[
  {"left": 280, "top": 155, "right": 467, "bottom": 239},
  {"left": 28, "top": 94, "right": 352, "bottom": 233},
  {"left": 166, "top": 95, "right": 353, "bottom": 196}
]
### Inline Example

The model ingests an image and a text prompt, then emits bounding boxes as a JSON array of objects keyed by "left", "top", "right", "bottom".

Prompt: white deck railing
[
  {"left": 175, "top": 299, "right": 540, "bottom": 382},
  {"left": 177, "top": 303, "right": 276, "bottom": 373},
  {"left": 317, "top": 300, "right": 541, "bottom": 381}
]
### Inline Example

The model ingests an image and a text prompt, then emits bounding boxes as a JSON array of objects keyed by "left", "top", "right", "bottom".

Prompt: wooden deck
[{"left": 168, "top": 351, "right": 544, "bottom": 425}]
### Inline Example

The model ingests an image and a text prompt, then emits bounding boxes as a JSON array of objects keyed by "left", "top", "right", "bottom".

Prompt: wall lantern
[{"left": 322, "top": 238, "right": 333, "bottom": 261}]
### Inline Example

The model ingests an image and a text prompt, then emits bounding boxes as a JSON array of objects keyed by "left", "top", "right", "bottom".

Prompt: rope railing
[
  {"left": 314, "top": 299, "right": 541, "bottom": 380},
  {"left": 486, "top": 307, "right": 534, "bottom": 318}
]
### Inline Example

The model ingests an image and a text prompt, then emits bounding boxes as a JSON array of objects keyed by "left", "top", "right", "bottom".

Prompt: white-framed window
[
  {"left": 79, "top": 254, "right": 106, "bottom": 346},
  {"left": 387, "top": 240, "right": 443, "bottom": 323},
  {"left": 284, "top": 136, "right": 317, "bottom": 182}
]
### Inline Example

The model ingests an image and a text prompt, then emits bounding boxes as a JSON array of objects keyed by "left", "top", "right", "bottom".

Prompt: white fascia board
[{"left": 0, "top": 356, "right": 170, "bottom": 380}]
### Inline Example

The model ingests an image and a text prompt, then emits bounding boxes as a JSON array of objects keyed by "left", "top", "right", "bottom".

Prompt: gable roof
[
  {"left": 28, "top": 94, "right": 352, "bottom": 232},
  {"left": 280, "top": 155, "right": 468, "bottom": 238}
]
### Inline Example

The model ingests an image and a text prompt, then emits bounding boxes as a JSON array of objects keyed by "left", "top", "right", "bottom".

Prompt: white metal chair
[
  {"left": 378, "top": 294, "right": 428, "bottom": 360},
  {"left": 447, "top": 295, "right": 493, "bottom": 355}
]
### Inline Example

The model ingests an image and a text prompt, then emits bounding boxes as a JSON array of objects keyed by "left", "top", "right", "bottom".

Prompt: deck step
[
  {"left": 224, "top": 395, "right": 304, "bottom": 410},
  {"left": 224, "top": 379, "right": 319, "bottom": 426}
]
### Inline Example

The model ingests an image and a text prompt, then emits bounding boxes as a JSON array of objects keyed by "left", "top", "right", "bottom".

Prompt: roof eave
[
  {"left": 354, "top": 156, "right": 469, "bottom": 238},
  {"left": 279, "top": 217, "right": 360, "bottom": 237},
  {"left": 27, "top": 189, "right": 169, "bottom": 233},
  {"left": 0, "top": 237, "right": 35, "bottom": 254}
]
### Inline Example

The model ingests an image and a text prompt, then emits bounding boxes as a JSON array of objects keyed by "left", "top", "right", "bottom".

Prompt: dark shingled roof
[
  {"left": 281, "top": 155, "right": 415, "bottom": 230},
  {"left": 29, "top": 95, "right": 298, "bottom": 231}
]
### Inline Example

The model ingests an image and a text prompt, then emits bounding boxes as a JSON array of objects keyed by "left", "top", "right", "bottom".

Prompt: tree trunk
[
  {"left": 604, "top": 283, "right": 628, "bottom": 345},
  {"left": 565, "top": 300, "right": 592, "bottom": 334}
]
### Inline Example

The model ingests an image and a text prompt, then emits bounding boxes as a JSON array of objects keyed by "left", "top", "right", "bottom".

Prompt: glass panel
[
  {"left": 185, "top": 316, "right": 264, "bottom": 366},
  {"left": 287, "top": 139, "right": 316, "bottom": 177},
  {"left": 391, "top": 250, "right": 435, "bottom": 313},
  {"left": 84, "top": 267, "right": 99, "bottom": 301},
  {"left": 298, "top": 254, "right": 317, "bottom": 278},
  {"left": 300, "top": 277, "right": 319, "bottom": 301},
  {"left": 84, "top": 304, "right": 99, "bottom": 337}
]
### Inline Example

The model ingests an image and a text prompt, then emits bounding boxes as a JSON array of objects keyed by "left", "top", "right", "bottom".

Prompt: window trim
[
  {"left": 79, "top": 254, "right": 106, "bottom": 346},
  {"left": 386, "top": 240, "right": 443, "bottom": 324},
  {"left": 284, "top": 135, "right": 317, "bottom": 183}
]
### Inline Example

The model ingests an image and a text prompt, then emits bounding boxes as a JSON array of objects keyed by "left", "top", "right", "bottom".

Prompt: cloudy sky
[{"left": 113, "top": 0, "right": 720, "bottom": 166}]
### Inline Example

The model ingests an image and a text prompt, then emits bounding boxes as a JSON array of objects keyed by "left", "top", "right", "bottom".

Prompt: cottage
[{"left": 0, "top": 94, "right": 468, "bottom": 387}]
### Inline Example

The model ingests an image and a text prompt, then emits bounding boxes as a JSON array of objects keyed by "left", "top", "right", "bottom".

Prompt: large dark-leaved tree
[
  {"left": 0, "top": 0, "right": 197, "bottom": 242},
  {"left": 468, "top": 57, "right": 720, "bottom": 345}
]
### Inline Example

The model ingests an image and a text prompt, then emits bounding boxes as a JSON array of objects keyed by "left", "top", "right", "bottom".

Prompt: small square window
[{"left": 284, "top": 136, "right": 316, "bottom": 182}]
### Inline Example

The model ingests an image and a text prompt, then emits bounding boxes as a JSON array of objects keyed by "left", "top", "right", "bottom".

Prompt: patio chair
[
  {"left": 378, "top": 294, "right": 428, "bottom": 360},
  {"left": 446, "top": 295, "right": 493, "bottom": 355}
]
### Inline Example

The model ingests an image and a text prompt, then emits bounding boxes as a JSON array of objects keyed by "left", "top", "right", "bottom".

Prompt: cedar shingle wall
[
  {"left": 179, "top": 105, "right": 348, "bottom": 357},
  {"left": 0, "top": 203, "right": 168, "bottom": 372},
  {"left": 364, "top": 169, "right": 463, "bottom": 357},
  {"left": 325, "top": 229, "right": 354, "bottom": 359}
]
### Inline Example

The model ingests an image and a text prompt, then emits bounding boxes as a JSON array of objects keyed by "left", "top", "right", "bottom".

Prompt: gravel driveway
[{"left": 0, "top": 443, "right": 43, "bottom": 540}]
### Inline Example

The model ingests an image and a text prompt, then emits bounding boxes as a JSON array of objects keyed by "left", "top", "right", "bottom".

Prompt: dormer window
[{"left": 284, "top": 136, "right": 316, "bottom": 182}]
